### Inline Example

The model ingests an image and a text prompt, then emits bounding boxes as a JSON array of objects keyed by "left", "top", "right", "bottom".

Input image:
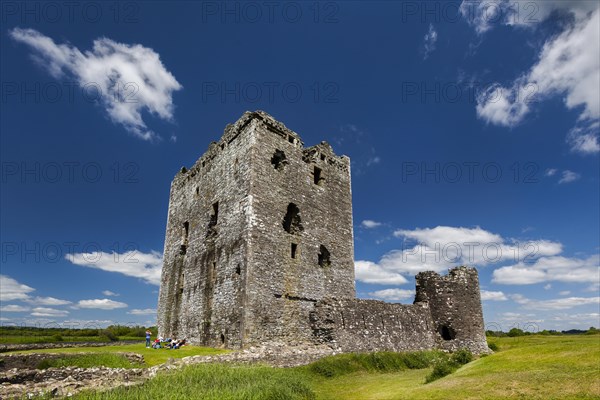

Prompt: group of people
[
  {"left": 154, "top": 337, "right": 187, "bottom": 349},
  {"left": 145, "top": 329, "right": 187, "bottom": 349}
]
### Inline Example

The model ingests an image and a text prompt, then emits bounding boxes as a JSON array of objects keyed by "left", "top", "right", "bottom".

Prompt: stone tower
[
  {"left": 157, "top": 111, "right": 355, "bottom": 348},
  {"left": 415, "top": 267, "right": 489, "bottom": 353}
]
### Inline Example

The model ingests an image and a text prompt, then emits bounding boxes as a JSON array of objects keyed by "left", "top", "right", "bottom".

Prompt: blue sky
[{"left": 1, "top": 1, "right": 598, "bottom": 332}]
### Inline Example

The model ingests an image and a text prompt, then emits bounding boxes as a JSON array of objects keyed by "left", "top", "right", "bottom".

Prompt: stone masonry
[{"left": 157, "top": 110, "right": 489, "bottom": 354}]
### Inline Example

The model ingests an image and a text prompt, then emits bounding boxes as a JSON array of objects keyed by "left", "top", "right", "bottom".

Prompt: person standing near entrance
[{"left": 145, "top": 329, "right": 152, "bottom": 348}]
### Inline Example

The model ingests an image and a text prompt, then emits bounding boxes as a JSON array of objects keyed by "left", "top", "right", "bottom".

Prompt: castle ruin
[{"left": 157, "top": 111, "right": 489, "bottom": 354}]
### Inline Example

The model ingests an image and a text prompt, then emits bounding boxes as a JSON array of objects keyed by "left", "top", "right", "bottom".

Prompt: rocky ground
[{"left": 0, "top": 342, "right": 336, "bottom": 398}]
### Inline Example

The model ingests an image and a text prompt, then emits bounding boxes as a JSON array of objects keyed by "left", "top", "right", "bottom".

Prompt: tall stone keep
[
  {"left": 157, "top": 111, "right": 355, "bottom": 348},
  {"left": 158, "top": 110, "right": 490, "bottom": 355}
]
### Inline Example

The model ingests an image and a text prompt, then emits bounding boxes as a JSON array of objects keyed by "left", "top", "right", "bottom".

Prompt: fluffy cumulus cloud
[
  {"left": 355, "top": 261, "right": 408, "bottom": 285},
  {"left": 510, "top": 293, "right": 600, "bottom": 310},
  {"left": 422, "top": 23, "right": 438, "bottom": 59},
  {"left": 493, "top": 254, "right": 600, "bottom": 285},
  {"left": 128, "top": 308, "right": 157, "bottom": 315},
  {"left": 0, "top": 304, "right": 31, "bottom": 312},
  {"left": 30, "top": 307, "right": 70, "bottom": 317},
  {"left": 460, "top": 0, "right": 599, "bottom": 34},
  {"left": 75, "top": 299, "right": 128, "bottom": 310},
  {"left": 368, "top": 288, "right": 415, "bottom": 301},
  {"left": 24, "top": 296, "right": 71, "bottom": 306},
  {"left": 102, "top": 290, "right": 119, "bottom": 297},
  {"left": 480, "top": 290, "right": 508, "bottom": 301},
  {"left": 67, "top": 250, "right": 163, "bottom": 285},
  {"left": 0, "top": 275, "right": 35, "bottom": 301},
  {"left": 9, "top": 28, "right": 182, "bottom": 141},
  {"left": 361, "top": 220, "right": 383, "bottom": 229},
  {"left": 472, "top": 3, "right": 600, "bottom": 154},
  {"left": 355, "top": 226, "right": 567, "bottom": 286}
]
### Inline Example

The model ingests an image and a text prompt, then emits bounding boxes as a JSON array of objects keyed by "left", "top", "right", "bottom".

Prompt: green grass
[
  {"left": 73, "top": 364, "right": 316, "bottom": 400},
  {"left": 37, "top": 353, "right": 142, "bottom": 369},
  {"left": 63, "top": 334, "right": 599, "bottom": 400},
  {"left": 313, "top": 335, "right": 600, "bottom": 400},
  {"left": 9, "top": 343, "right": 228, "bottom": 367},
  {"left": 306, "top": 350, "right": 446, "bottom": 378}
]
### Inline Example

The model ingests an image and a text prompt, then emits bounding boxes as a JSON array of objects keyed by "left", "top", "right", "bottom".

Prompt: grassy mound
[{"left": 308, "top": 350, "right": 445, "bottom": 378}]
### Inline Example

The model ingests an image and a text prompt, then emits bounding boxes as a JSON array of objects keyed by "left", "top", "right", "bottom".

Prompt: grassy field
[
  {"left": 11, "top": 343, "right": 228, "bottom": 367},
  {"left": 8, "top": 335, "right": 600, "bottom": 399}
]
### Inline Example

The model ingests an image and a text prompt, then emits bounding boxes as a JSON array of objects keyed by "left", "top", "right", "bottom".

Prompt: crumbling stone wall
[
  {"left": 310, "top": 267, "right": 489, "bottom": 354},
  {"left": 310, "top": 299, "right": 437, "bottom": 352}
]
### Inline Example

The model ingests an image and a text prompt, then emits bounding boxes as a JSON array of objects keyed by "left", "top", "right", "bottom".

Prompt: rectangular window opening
[
  {"left": 291, "top": 243, "right": 298, "bottom": 259},
  {"left": 288, "top": 136, "right": 295, "bottom": 144}
]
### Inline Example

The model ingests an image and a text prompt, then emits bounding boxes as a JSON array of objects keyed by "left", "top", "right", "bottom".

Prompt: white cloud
[
  {"left": 558, "top": 170, "right": 581, "bottom": 184},
  {"left": 368, "top": 288, "right": 415, "bottom": 301},
  {"left": 24, "top": 296, "right": 71, "bottom": 306},
  {"left": 30, "top": 307, "right": 69, "bottom": 317},
  {"left": 357, "top": 226, "right": 565, "bottom": 285},
  {"left": 511, "top": 293, "right": 600, "bottom": 310},
  {"left": 559, "top": 291, "right": 571, "bottom": 296},
  {"left": 480, "top": 290, "right": 508, "bottom": 301},
  {"left": 355, "top": 261, "right": 408, "bottom": 285},
  {"left": 127, "top": 308, "right": 157, "bottom": 315},
  {"left": 544, "top": 284, "right": 552, "bottom": 290},
  {"left": 75, "top": 299, "right": 128, "bottom": 310},
  {"left": 473, "top": 6, "right": 600, "bottom": 153},
  {"left": 423, "top": 23, "right": 438, "bottom": 59},
  {"left": 393, "top": 226, "right": 562, "bottom": 267},
  {"left": 545, "top": 168, "right": 557, "bottom": 177},
  {"left": 67, "top": 250, "right": 163, "bottom": 285},
  {"left": 9, "top": 28, "right": 182, "bottom": 141},
  {"left": 361, "top": 220, "right": 383, "bottom": 229},
  {"left": 102, "top": 290, "right": 119, "bottom": 297},
  {"left": 0, "top": 304, "right": 30, "bottom": 312},
  {"left": 493, "top": 254, "right": 600, "bottom": 285},
  {"left": 0, "top": 275, "right": 35, "bottom": 301},
  {"left": 567, "top": 122, "right": 600, "bottom": 154},
  {"left": 460, "top": 0, "right": 599, "bottom": 34}
]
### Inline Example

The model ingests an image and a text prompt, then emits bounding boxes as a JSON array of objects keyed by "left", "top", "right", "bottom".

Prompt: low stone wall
[
  {"left": 310, "top": 298, "right": 439, "bottom": 353},
  {"left": 0, "top": 352, "right": 144, "bottom": 372},
  {"left": 0, "top": 366, "right": 146, "bottom": 398}
]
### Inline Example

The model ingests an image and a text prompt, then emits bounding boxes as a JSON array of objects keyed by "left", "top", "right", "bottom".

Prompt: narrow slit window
[
  {"left": 180, "top": 221, "right": 189, "bottom": 254},
  {"left": 211, "top": 202, "right": 219, "bottom": 225},
  {"left": 291, "top": 243, "right": 298, "bottom": 259},
  {"left": 313, "top": 166, "right": 322, "bottom": 185}
]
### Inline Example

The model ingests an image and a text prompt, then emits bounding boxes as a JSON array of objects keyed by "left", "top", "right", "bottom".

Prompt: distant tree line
[
  {"left": 0, "top": 325, "right": 158, "bottom": 342},
  {"left": 486, "top": 327, "right": 599, "bottom": 337}
]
